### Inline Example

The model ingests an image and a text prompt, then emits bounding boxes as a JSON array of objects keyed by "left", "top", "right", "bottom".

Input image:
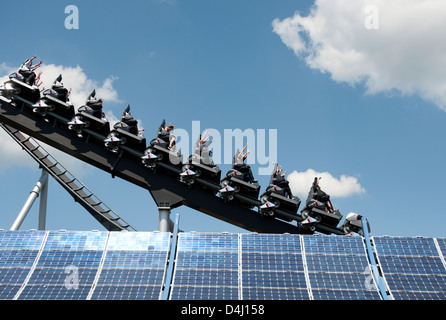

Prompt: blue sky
[{"left": 1, "top": 0, "right": 445, "bottom": 237}]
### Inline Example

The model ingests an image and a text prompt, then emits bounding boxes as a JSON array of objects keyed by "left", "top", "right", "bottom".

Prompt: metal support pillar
[
  {"left": 38, "top": 170, "right": 49, "bottom": 230},
  {"left": 10, "top": 170, "right": 48, "bottom": 231},
  {"left": 158, "top": 207, "right": 171, "bottom": 232}
]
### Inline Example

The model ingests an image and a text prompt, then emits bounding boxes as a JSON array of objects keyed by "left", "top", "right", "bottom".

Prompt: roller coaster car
[
  {"left": 259, "top": 186, "right": 301, "bottom": 221},
  {"left": 219, "top": 169, "right": 260, "bottom": 208},
  {"left": 258, "top": 164, "right": 300, "bottom": 221},
  {"left": 179, "top": 154, "right": 221, "bottom": 189},
  {"left": 105, "top": 122, "right": 146, "bottom": 153},
  {"left": 341, "top": 212, "right": 370, "bottom": 236},
  {"left": 31, "top": 75, "right": 74, "bottom": 120},
  {"left": 32, "top": 89, "right": 74, "bottom": 120},
  {"left": 300, "top": 200, "right": 342, "bottom": 229},
  {"left": 0, "top": 73, "right": 41, "bottom": 106},
  {"left": 68, "top": 106, "right": 110, "bottom": 137},
  {"left": 142, "top": 138, "right": 183, "bottom": 174},
  {"left": 300, "top": 177, "right": 343, "bottom": 229},
  {"left": 104, "top": 105, "right": 146, "bottom": 154},
  {"left": 68, "top": 90, "right": 110, "bottom": 138}
]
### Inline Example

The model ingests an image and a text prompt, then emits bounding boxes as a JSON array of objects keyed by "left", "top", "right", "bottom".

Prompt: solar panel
[
  {"left": 16, "top": 231, "right": 108, "bottom": 300},
  {"left": 170, "top": 233, "right": 239, "bottom": 300},
  {"left": 0, "top": 231, "right": 45, "bottom": 299},
  {"left": 1, "top": 230, "right": 446, "bottom": 300},
  {"left": 303, "top": 235, "right": 381, "bottom": 300},
  {"left": 374, "top": 236, "right": 446, "bottom": 300},
  {"left": 436, "top": 238, "right": 446, "bottom": 257},
  {"left": 90, "top": 231, "right": 170, "bottom": 300},
  {"left": 240, "top": 233, "right": 309, "bottom": 300}
]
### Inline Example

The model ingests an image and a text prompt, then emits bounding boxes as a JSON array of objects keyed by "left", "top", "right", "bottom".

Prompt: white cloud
[
  {"left": 272, "top": 0, "right": 446, "bottom": 110},
  {"left": 37, "top": 64, "right": 121, "bottom": 107},
  {"left": 0, "top": 61, "right": 121, "bottom": 174},
  {"left": 287, "top": 169, "right": 366, "bottom": 198}
]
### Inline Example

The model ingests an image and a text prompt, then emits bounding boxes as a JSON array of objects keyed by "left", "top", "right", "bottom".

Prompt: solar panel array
[{"left": 0, "top": 230, "right": 445, "bottom": 300}]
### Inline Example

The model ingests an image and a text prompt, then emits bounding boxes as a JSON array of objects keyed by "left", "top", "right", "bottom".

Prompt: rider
[
  {"left": 233, "top": 144, "right": 257, "bottom": 183},
  {"left": 51, "top": 75, "right": 71, "bottom": 103},
  {"left": 191, "top": 129, "right": 216, "bottom": 167},
  {"left": 309, "top": 177, "right": 334, "bottom": 213},
  {"left": 84, "top": 90, "right": 105, "bottom": 120},
  {"left": 120, "top": 105, "right": 139, "bottom": 135},
  {"left": 18, "top": 55, "right": 43, "bottom": 86},
  {"left": 157, "top": 120, "right": 176, "bottom": 150},
  {"left": 270, "top": 164, "right": 293, "bottom": 199}
]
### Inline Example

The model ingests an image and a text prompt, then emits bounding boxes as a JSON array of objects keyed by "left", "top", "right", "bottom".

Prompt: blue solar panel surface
[
  {"left": 170, "top": 233, "right": 239, "bottom": 300},
  {"left": 18, "top": 231, "right": 108, "bottom": 300},
  {"left": 373, "top": 236, "right": 446, "bottom": 300},
  {"left": 240, "top": 234, "right": 309, "bottom": 300},
  {"left": 0, "top": 231, "right": 46, "bottom": 299},
  {"left": 303, "top": 235, "right": 381, "bottom": 300},
  {"left": 0, "top": 230, "right": 445, "bottom": 300},
  {"left": 90, "top": 231, "right": 170, "bottom": 300}
]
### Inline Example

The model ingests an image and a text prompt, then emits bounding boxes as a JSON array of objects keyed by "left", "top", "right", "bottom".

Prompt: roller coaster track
[
  {"left": 0, "top": 97, "right": 344, "bottom": 235},
  {"left": 0, "top": 122, "right": 136, "bottom": 232}
]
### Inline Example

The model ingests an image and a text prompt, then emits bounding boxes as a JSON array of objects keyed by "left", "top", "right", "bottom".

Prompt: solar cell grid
[
  {"left": 0, "top": 284, "right": 22, "bottom": 300},
  {"left": 106, "top": 231, "right": 170, "bottom": 251},
  {"left": 170, "top": 285, "right": 239, "bottom": 300},
  {"left": 242, "top": 252, "right": 304, "bottom": 272},
  {"left": 379, "top": 256, "right": 446, "bottom": 275},
  {"left": 96, "top": 268, "right": 164, "bottom": 285},
  {"left": 18, "top": 284, "right": 92, "bottom": 300},
  {"left": 170, "top": 233, "right": 239, "bottom": 300},
  {"left": 308, "top": 272, "right": 373, "bottom": 290},
  {"left": 303, "top": 235, "right": 381, "bottom": 300},
  {"left": 241, "top": 234, "right": 301, "bottom": 253},
  {"left": 391, "top": 290, "right": 446, "bottom": 300},
  {"left": 0, "top": 268, "right": 30, "bottom": 285},
  {"left": 17, "top": 231, "right": 105, "bottom": 300},
  {"left": 374, "top": 236, "right": 446, "bottom": 300},
  {"left": 102, "top": 251, "right": 168, "bottom": 269},
  {"left": 90, "top": 285, "right": 162, "bottom": 300},
  {"left": 305, "top": 253, "right": 369, "bottom": 273},
  {"left": 174, "top": 269, "right": 238, "bottom": 287},
  {"left": 242, "top": 287, "right": 309, "bottom": 300},
  {"left": 240, "top": 234, "right": 309, "bottom": 300},
  {"left": 27, "top": 267, "right": 97, "bottom": 285},
  {"left": 0, "top": 231, "right": 46, "bottom": 300},
  {"left": 384, "top": 273, "right": 446, "bottom": 291},
  {"left": 373, "top": 237, "right": 439, "bottom": 256},
  {"left": 436, "top": 238, "right": 446, "bottom": 257},
  {"left": 175, "top": 251, "right": 238, "bottom": 270},
  {"left": 92, "top": 232, "right": 170, "bottom": 300},
  {"left": 242, "top": 270, "right": 307, "bottom": 288},
  {"left": 0, "top": 250, "right": 39, "bottom": 268},
  {"left": 37, "top": 250, "right": 103, "bottom": 268},
  {"left": 312, "top": 288, "right": 380, "bottom": 300},
  {"left": 44, "top": 231, "right": 108, "bottom": 251},
  {"left": 303, "top": 235, "right": 365, "bottom": 255},
  {"left": 177, "top": 233, "right": 239, "bottom": 252},
  {"left": 0, "top": 231, "right": 45, "bottom": 250}
]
